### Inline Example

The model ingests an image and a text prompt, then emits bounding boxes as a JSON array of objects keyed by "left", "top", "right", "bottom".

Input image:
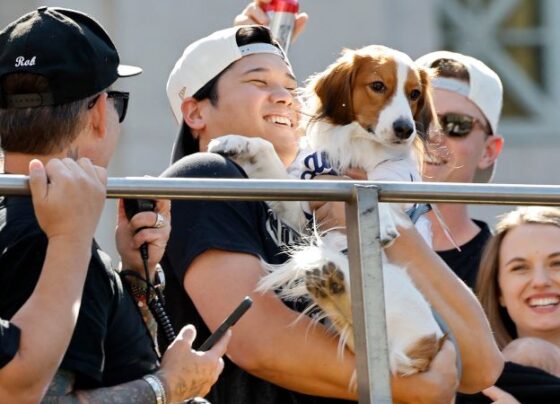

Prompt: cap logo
[
  {"left": 15, "top": 56, "right": 36, "bottom": 67},
  {"left": 178, "top": 87, "right": 186, "bottom": 100}
]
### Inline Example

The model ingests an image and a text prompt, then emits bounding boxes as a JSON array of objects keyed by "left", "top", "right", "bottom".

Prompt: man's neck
[
  {"left": 428, "top": 203, "right": 481, "bottom": 252},
  {"left": 4, "top": 152, "right": 67, "bottom": 174}
]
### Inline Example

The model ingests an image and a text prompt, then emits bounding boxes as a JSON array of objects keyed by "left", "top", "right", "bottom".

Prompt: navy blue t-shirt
[
  {"left": 161, "top": 152, "right": 355, "bottom": 404},
  {"left": 436, "top": 219, "right": 491, "bottom": 290},
  {"left": 0, "top": 196, "right": 158, "bottom": 388},
  {"left": 457, "top": 361, "right": 560, "bottom": 404},
  {"left": 0, "top": 318, "right": 20, "bottom": 368}
]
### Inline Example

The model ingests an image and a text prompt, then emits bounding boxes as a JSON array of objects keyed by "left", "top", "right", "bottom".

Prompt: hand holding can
[{"left": 261, "top": 0, "right": 299, "bottom": 52}]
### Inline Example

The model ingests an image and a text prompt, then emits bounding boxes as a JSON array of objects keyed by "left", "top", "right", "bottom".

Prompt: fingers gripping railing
[{"left": 4, "top": 175, "right": 560, "bottom": 404}]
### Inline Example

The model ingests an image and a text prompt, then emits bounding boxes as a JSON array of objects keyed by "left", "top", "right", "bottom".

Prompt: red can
[{"left": 262, "top": 0, "right": 299, "bottom": 53}]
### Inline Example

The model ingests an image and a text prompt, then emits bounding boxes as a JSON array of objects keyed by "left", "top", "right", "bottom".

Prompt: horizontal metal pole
[{"left": 2, "top": 175, "right": 560, "bottom": 205}]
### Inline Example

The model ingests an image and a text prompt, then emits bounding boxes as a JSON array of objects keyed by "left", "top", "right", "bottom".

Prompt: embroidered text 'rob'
[{"left": 15, "top": 56, "right": 36, "bottom": 67}]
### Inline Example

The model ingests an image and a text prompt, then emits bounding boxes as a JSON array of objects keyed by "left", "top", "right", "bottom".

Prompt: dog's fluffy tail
[{"left": 256, "top": 231, "right": 348, "bottom": 300}]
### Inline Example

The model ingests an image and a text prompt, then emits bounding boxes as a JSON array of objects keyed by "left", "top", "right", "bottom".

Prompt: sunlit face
[
  {"left": 100, "top": 95, "right": 122, "bottom": 167},
  {"left": 498, "top": 224, "right": 560, "bottom": 339},
  {"left": 199, "top": 53, "right": 300, "bottom": 166},
  {"left": 422, "top": 88, "right": 490, "bottom": 183},
  {"left": 79, "top": 92, "right": 122, "bottom": 168}
]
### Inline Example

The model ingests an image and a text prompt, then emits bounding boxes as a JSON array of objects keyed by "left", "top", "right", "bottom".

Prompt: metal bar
[
  {"left": 3, "top": 175, "right": 560, "bottom": 205},
  {"left": 345, "top": 186, "right": 392, "bottom": 403}
]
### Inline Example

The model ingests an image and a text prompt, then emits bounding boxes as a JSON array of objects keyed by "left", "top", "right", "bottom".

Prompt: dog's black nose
[{"left": 393, "top": 119, "right": 414, "bottom": 140}]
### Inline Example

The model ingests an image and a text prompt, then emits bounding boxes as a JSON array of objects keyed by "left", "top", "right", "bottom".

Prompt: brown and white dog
[{"left": 208, "top": 45, "right": 446, "bottom": 376}]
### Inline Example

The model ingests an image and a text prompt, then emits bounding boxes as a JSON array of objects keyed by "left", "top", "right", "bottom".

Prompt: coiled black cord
[
  {"left": 148, "top": 295, "right": 176, "bottom": 345},
  {"left": 121, "top": 260, "right": 177, "bottom": 347}
]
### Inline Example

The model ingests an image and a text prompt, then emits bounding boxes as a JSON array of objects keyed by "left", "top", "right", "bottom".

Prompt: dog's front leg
[
  {"left": 377, "top": 203, "right": 401, "bottom": 247},
  {"left": 208, "top": 134, "right": 289, "bottom": 179}
]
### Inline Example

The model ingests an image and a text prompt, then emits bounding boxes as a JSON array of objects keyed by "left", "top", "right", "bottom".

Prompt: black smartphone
[{"left": 199, "top": 296, "right": 253, "bottom": 351}]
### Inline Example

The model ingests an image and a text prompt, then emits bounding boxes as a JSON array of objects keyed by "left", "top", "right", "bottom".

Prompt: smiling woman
[
  {"left": 461, "top": 206, "right": 560, "bottom": 403},
  {"left": 477, "top": 207, "right": 560, "bottom": 351}
]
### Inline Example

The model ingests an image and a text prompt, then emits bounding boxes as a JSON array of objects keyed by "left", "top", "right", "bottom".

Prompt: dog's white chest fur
[{"left": 303, "top": 120, "right": 418, "bottom": 177}]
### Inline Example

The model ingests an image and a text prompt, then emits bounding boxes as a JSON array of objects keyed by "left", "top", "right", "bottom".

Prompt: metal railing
[{"left": 3, "top": 175, "right": 560, "bottom": 403}]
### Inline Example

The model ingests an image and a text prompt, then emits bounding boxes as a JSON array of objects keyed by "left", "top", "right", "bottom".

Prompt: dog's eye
[
  {"left": 369, "top": 81, "right": 386, "bottom": 93},
  {"left": 410, "top": 89, "right": 421, "bottom": 101}
]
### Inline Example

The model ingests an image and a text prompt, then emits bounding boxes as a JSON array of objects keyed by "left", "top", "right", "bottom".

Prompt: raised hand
[{"left": 29, "top": 157, "right": 107, "bottom": 243}]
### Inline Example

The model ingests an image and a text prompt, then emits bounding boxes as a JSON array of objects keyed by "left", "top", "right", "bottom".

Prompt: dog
[{"left": 207, "top": 45, "right": 446, "bottom": 376}]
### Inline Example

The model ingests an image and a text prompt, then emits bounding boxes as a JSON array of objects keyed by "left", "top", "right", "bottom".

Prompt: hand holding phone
[{"left": 199, "top": 297, "right": 253, "bottom": 351}]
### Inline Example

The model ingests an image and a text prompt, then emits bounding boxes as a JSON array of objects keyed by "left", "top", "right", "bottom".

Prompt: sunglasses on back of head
[
  {"left": 88, "top": 90, "right": 130, "bottom": 123},
  {"left": 438, "top": 113, "right": 491, "bottom": 138}
]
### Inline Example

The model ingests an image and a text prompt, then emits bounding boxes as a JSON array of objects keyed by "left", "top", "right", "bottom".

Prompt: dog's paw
[
  {"left": 305, "top": 260, "right": 354, "bottom": 352},
  {"left": 378, "top": 204, "right": 400, "bottom": 247},
  {"left": 379, "top": 227, "right": 399, "bottom": 247},
  {"left": 305, "top": 261, "right": 346, "bottom": 299},
  {"left": 207, "top": 134, "right": 273, "bottom": 160},
  {"left": 391, "top": 333, "right": 448, "bottom": 376}
]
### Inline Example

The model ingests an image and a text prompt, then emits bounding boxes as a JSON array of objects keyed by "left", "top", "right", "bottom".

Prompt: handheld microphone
[
  {"left": 123, "top": 199, "right": 156, "bottom": 262},
  {"left": 122, "top": 198, "right": 177, "bottom": 347}
]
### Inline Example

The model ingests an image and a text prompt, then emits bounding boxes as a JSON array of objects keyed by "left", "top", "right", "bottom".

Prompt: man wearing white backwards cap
[
  {"left": 160, "top": 23, "right": 505, "bottom": 403},
  {"left": 416, "top": 51, "right": 505, "bottom": 290}
]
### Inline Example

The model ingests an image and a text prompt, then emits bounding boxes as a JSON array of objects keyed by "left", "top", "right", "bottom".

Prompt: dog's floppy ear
[
  {"left": 308, "top": 49, "right": 356, "bottom": 125},
  {"left": 415, "top": 67, "right": 439, "bottom": 141}
]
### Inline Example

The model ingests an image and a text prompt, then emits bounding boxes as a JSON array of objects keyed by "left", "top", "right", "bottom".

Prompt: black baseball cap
[{"left": 0, "top": 6, "right": 142, "bottom": 108}]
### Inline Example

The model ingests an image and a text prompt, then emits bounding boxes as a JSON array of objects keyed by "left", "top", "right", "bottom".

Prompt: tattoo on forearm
[
  {"left": 122, "top": 275, "right": 159, "bottom": 350},
  {"left": 158, "top": 362, "right": 212, "bottom": 399},
  {"left": 144, "top": 307, "right": 158, "bottom": 346},
  {"left": 42, "top": 370, "right": 78, "bottom": 403},
  {"left": 42, "top": 369, "right": 158, "bottom": 403}
]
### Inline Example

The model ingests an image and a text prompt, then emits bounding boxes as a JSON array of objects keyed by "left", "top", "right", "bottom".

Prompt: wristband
[{"left": 142, "top": 374, "right": 167, "bottom": 404}]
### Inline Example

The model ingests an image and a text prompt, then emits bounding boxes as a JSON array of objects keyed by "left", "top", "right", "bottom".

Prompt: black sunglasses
[
  {"left": 87, "top": 91, "right": 130, "bottom": 123},
  {"left": 438, "top": 113, "right": 491, "bottom": 138}
]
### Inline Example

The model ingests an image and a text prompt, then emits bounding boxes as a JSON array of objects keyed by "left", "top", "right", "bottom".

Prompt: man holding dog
[
  {"left": 0, "top": 7, "right": 228, "bottom": 402},
  {"left": 160, "top": 9, "right": 503, "bottom": 400}
]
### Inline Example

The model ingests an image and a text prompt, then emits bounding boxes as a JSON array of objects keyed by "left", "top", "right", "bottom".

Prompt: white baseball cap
[
  {"left": 416, "top": 51, "right": 503, "bottom": 182},
  {"left": 166, "top": 26, "right": 292, "bottom": 162}
]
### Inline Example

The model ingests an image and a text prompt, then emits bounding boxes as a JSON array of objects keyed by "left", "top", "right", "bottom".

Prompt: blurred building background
[{"left": 0, "top": 0, "right": 557, "bottom": 258}]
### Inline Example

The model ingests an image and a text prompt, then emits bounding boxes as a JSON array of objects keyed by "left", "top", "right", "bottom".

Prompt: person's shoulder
[
  {"left": 161, "top": 152, "right": 247, "bottom": 179},
  {"left": 0, "top": 198, "right": 45, "bottom": 251}
]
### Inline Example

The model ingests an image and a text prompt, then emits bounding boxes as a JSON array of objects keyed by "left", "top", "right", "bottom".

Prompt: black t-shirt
[
  {"left": 161, "top": 152, "right": 354, "bottom": 404},
  {"left": 0, "top": 318, "right": 20, "bottom": 368},
  {"left": 0, "top": 196, "right": 158, "bottom": 388},
  {"left": 457, "top": 361, "right": 560, "bottom": 404},
  {"left": 436, "top": 219, "right": 491, "bottom": 290}
]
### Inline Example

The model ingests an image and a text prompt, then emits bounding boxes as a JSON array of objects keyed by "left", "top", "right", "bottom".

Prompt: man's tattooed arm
[
  {"left": 41, "top": 369, "right": 158, "bottom": 404},
  {"left": 123, "top": 274, "right": 158, "bottom": 343}
]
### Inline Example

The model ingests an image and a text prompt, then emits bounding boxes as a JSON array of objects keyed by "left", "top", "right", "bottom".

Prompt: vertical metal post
[{"left": 345, "top": 185, "right": 392, "bottom": 403}]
